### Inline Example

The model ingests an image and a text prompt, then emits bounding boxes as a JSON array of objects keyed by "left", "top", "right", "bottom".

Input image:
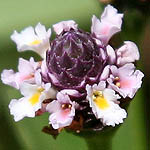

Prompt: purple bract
[{"left": 46, "top": 29, "right": 107, "bottom": 91}]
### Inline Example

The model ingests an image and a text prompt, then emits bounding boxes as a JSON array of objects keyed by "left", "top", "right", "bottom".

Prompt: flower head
[{"left": 1, "top": 5, "right": 144, "bottom": 134}]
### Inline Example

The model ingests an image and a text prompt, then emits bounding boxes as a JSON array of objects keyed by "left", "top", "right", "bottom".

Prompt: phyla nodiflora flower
[{"left": 1, "top": 5, "right": 144, "bottom": 135}]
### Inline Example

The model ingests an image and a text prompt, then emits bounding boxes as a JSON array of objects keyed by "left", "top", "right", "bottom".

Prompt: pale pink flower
[
  {"left": 107, "top": 63, "right": 144, "bottom": 98},
  {"left": 1, "top": 57, "right": 39, "bottom": 89},
  {"left": 91, "top": 5, "right": 123, "bottom": 45},
  {"left": 46, "top": 90, "right": 78, "bottom": 129}
]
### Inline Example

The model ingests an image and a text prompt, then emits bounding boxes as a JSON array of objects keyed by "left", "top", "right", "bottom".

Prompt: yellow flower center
[
  {"left": 30, "top": 40, "right": 41, "bottom": 45},
  {"left": 29, "top": 88, "right": 44, "bottom": 106},
  {"left": 93, "top": 91, "right": 109, "bottom": 110},
  {"left": 29, "top": 92, "right": 41, "bottom": 106}
]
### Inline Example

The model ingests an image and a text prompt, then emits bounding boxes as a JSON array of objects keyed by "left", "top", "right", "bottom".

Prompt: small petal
[
  {"left": 106, "top": 45, "right": 116, "bottom": 64},
  {"left": 100, "top": 65, "right": 110, "bottom": 81},
  {"left": 101, "top": 5, "right": 123, "bottom": 29},
  {"left": 1, "top": 69, "right": 18, "bottom": 88},
  {"left": 116, "top": 41, "right": 140, "bottom": 66},
  {"left": 53, "top": 20, "right": 78, "bottom": 35},
  {"left": 49, "top": 109, "right": 74, "bottom": 129}
]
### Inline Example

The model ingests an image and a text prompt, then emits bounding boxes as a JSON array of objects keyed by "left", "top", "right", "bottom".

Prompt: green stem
[{"left": 78, "top": 127, "right": 119, "bottom": 150}]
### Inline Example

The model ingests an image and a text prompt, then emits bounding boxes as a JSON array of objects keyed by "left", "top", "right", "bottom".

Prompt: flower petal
[
  {"left": 86, "top": 84, "right": 126, "bottom": 127},
  {"left": 107, "top": 63, "right": 144, "bottom": 98},
  {"left": 1, "top": 69, "right": 18, "bottom": 89},
  {"left": 91, "top": 5, "right": 123, "bottom": 45},
  {"left": 9, "top": 98, "right": 35, "bottom": 121},
  {"left": 11, "top": 23, "right": 51, "bottom": 58},
  {"left": 116, "top": 41, "right": 140, "bottom": 66},
  {"left": 53, "top": 20, "right": 78, "bottom": 35},
  {"left": 106, "top": 45, "right": 116, "bottom": 64}
]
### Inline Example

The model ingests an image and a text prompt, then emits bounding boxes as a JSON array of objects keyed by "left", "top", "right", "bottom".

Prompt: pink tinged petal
[
  {"left": 100, "top": 65, "right": 110, "bottom": 80},
  {"left": 91, "top": 5, "right": 123, "bottom": 45},
  {"left": 127, "top": 70, "right": 144, "bottom": 98},
  {"left": 47, "top": 100, "right": 75, "bottom": 129},
  {"left": 49, "top": 110, "right": 73, "bottom": 129},
  {"left": 118, "top": 63, "right": 135, "bottom": 77},
  {"left": 8, "top": 57, "right": 38, "bottom": 87},
  {"left": 1, "top": 58, "right": 36, "bottom": 89},
  {"left": 91, "top": 16, "right": 111, "bottom": 44},
  {"left": 116, "top": 41, "right": 140, "bottom": 66},
  {"left": 53, "top": 20, "right": 78, "bottom": 35},
  {"left": 1, "top": 69, "right": 18, "bottom": 89},
  {"left": 106, "top": 45, "right": 116, "bottom": 64},
  {"left": 101, "top": 5, "right": 123, "bottom": 29}
]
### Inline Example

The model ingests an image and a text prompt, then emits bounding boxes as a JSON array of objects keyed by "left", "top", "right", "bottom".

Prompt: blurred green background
[{"left": 0, "top": 0, "right": 149, "bottom": 150}]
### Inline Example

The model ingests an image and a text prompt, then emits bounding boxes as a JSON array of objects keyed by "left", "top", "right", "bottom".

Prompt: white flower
[
  {"left": 91, "top": 5, "right": 123, "bottom": 45},
  {"left": 86, "top": 81, "right": 127, "bottom": 127},
  {"left": 1, "top": 57, "right": 39, "bottom": 89},
  {"left": 11, "top": 23, "right": 51, "bottom": 58},
  {"left": 46, "top": 89, "right": 78, "bottom": 129},
  {"left": 9, "top": 82, "right": 56, "bottom": 122}
]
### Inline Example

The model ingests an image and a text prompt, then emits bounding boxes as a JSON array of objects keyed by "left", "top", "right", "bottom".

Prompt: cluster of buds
[{"left": 1, "top": 5, "right": 144, "bottom": 135}]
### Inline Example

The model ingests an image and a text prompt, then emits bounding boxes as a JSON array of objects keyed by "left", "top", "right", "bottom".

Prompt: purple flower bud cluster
[{"left": 1, "top": 5, "right": 144, "bottom": 136}]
